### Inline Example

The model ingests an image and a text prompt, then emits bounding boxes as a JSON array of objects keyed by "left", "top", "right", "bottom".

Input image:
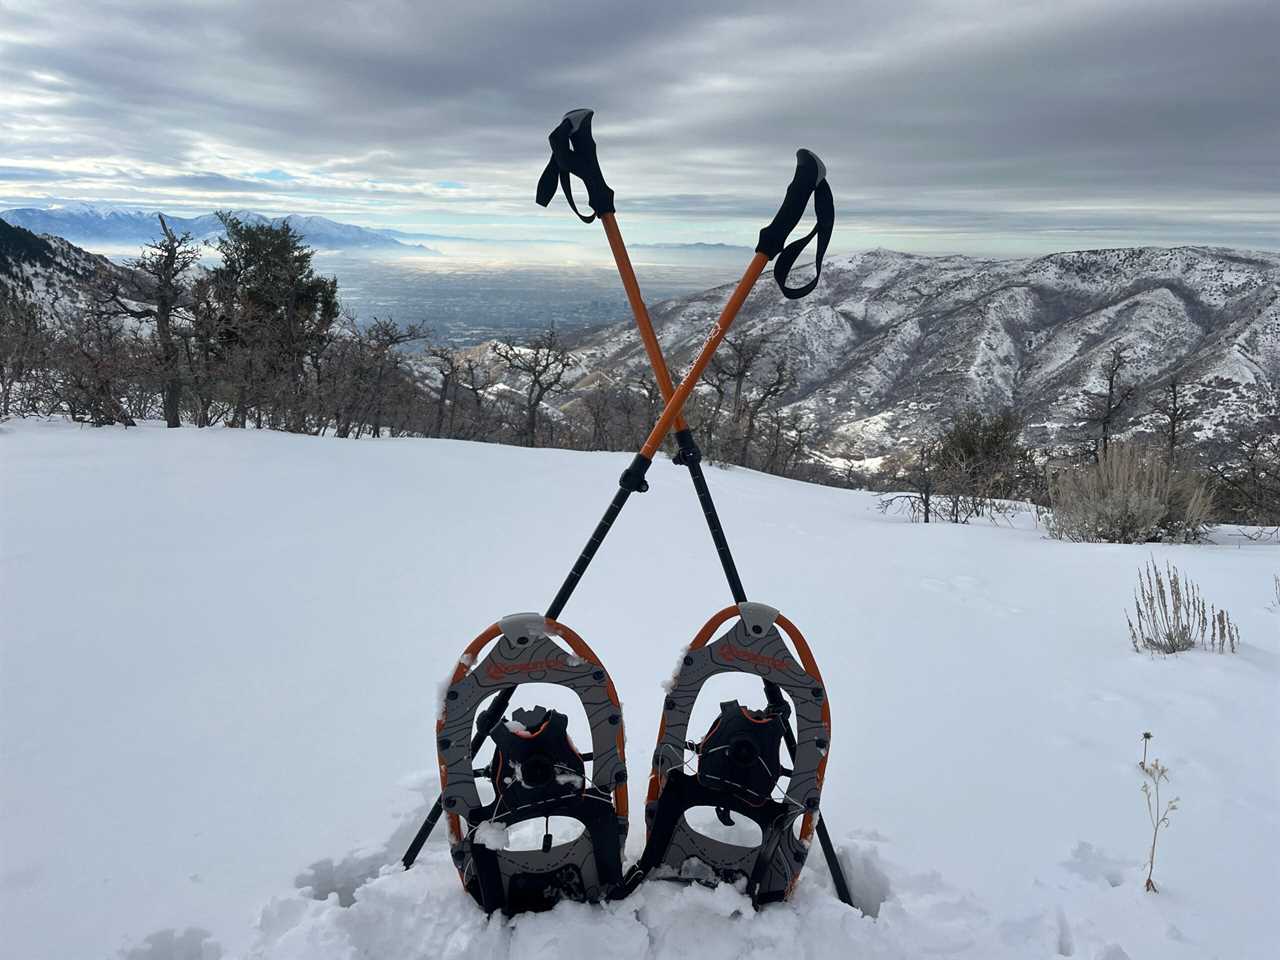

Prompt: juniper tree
[
  {"left": 206, "top": 213, "right": 339, "bottom": 431},
  {"left": 126, "top": 215, "right": 201, "bottom": 427}
]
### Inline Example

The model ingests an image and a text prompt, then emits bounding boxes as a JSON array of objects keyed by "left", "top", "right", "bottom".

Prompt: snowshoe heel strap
[{"left": 536, "top": 108, "right": 616, "bottom": 222}]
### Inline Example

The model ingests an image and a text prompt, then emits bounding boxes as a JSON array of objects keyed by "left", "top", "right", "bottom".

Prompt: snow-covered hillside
[
  {"left": 0, "top": 217, "right": 132, "bottom": 321},
  {"left": 575, "top": 247, "right": 1280, "bottom": 456},
  {"left": 6, "top": 221, "right": 1276, "bottom": 460},
  {"left": 1, "top": 420, "right": 1276, "bottom": 959}
]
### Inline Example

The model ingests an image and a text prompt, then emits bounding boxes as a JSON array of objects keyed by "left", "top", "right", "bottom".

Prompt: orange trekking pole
[
  {"left": 537, "top": 117, "right": 826, "bottom": 616},
  {"left": 534, "top": 109, "right": 850, "bottom": 908}
]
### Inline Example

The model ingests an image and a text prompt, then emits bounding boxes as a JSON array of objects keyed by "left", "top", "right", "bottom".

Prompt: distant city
[
  {"left": 317, "top": 256, "right": 737, "bottom": 344},
  {"left": 0, "top": 203, "right": 746, "bottom": 344}
]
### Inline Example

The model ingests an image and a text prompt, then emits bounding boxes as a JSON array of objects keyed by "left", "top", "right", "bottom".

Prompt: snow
[
  {"left": 1, "top": 419, "right": 1276, "bottom": 959},
  {"left": 471, "top": 822, "right": 509, "bottom": 851},
  {"left": 575, "top": 245, "right": 1280, "bottom": 459}
]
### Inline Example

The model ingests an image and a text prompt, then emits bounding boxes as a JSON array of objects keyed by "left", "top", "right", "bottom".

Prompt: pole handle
[
  {"left": 755, "top": 149, "right": 834, "bottom": 300},
  {"left": 536, "top": 108, "right": 615, "bottom": 222}
]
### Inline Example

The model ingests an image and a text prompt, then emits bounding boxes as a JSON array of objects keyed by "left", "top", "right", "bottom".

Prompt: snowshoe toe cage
[
  {"left": 437, "top": 613, "right": 628, "bottom": 914},
  {"left": 629, "top": 602, "right": 830, "bottom": 907}
]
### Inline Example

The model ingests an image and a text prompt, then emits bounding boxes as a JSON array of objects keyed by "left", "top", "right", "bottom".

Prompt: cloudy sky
[{"left": 1, "top": 0, "right": 1276, "bottom": 258}]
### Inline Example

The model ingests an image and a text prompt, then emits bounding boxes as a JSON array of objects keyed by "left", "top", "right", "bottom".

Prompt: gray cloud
[{"left": 1, "top": 0, "right": 1276, "bottom": 254}]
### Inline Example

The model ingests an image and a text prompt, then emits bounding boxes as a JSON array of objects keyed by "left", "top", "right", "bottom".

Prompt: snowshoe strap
[
  {"left": 754, "top": 149, "right": 833, "bottom": 299},
  {"left": 744, "top": 809, "right": 806, "bottom": 905},
  {"left": 536, "top": 108, "right": 615, "bottom": 223}
]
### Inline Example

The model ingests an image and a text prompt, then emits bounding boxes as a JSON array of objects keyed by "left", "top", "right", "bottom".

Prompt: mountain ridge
[
  {"left": 3, "top": 219, "right": 1275, "bottom": 460},
  {"left": 568, "top": 244, "right": 1279, "bottom": 459},
  {"left": 0, "top": 204, "right": 442, "bottom": 255}
]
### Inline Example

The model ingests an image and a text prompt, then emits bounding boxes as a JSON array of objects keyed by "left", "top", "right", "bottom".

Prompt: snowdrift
[{"left": 1, "top": 420, "right": 1275, "bottom": 959}]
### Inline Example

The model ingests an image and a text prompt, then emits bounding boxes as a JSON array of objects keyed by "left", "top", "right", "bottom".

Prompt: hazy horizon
[
  {"left": 3, "top": 0, "right": 1277, "bottom": 262},
  {"left": 5, "top": 197, "right": 1277, "bottom": 267}
]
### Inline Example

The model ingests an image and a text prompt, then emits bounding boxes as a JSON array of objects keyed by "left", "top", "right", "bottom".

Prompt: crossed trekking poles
[{"left": 402, "top": 108, "right": 851, "bottom": 908}]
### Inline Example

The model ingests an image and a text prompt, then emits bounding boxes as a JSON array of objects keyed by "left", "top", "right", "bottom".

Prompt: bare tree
[
  {"left": 1148, "top": 377, "right": 1195, "bottom": 467},
  {"left": 47, "top": 293, "right": 139, "bottom": 427},
  {"left": 738, "top": 354, "right": 793, "bottom": 466},
  {"left": 1081, "top": 345, "right": 1135, "bottom": 459},
  {"left": 427, "top": 345, "right": 462, "bottom": 438},
  {"left": 492, "top": 328, "right": 576, "bottom": 446},
  {"left": 878, "top": 440, "right": 939, "bottom": 522},
  {"left": 456, "top": 354, "right": 497, "bottom": 441},
  {"left": 697, "top": 331, "right": 791, "bottom": 464},
  {"left": 578, "top": 380, "right": 620, "bottom": 450},
  {"left": 1207, "top": 400, "right": 1280, "bottom": 528},
  {"left": 362, "top": 319, "right": 428, "bottom": 437},
  {"left": 0, "top": 293, "right": 46, "bottom": 418}
]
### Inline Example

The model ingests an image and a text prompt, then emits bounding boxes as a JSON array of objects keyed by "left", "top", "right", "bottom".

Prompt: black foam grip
[
  {"left": 772, "top": 179, "right": 834, "bottom": 299},
  {"left": 536, "top": 109, "right": 615, "bottom": 221},
  {"left": 755, "top": 149, "right": 824, "bottom": 258}
]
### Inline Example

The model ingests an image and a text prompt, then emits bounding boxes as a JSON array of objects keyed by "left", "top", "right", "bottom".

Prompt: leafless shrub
[
  {"left": 876, "top": 409, "right": 1041, "bottom": 523},
  {"left": 1206, "top": 398, "right": 1280, "bottom": 528},
  {"left": 1048, "top": 443, "right": 1213, "bottom": 543},
  {"left": 1127, "top": 559, "right": 1239, "bottom": 654}
]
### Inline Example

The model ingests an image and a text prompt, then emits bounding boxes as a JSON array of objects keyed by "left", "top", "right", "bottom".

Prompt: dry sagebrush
[
  {"left": 1048, "top": 444, "right": 1214, "bottom": 544},
  {"left": 1127, "top": 559, "right": 1239, "bottom": 654}
]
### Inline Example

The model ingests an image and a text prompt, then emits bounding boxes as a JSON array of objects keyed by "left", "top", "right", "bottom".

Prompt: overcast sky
[{"left": 1, "top": 0, "right": 1276, "bottom": 257}]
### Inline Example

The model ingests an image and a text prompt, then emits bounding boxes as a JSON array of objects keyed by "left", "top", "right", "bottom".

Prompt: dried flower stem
[{"left": 1139, "top": 756, "right": 1179, "bottom": 893}]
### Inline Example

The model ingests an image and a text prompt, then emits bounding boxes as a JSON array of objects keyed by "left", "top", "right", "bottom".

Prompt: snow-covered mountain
[
  {"left": 573, "top": 247, "right": 1280, "bottom": 457},
  {"left": 6, "top": 219, "right": 1277, "bottom": 459},
  {"left": 0, "top": 203, "right": 441, "bottom": 255},
  {"left": 0, "top": 216, "right": 134, "bottom": 318}
]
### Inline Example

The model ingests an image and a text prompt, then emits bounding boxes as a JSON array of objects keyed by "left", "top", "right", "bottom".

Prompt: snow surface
[{"left": 1, "top": 419, "right": 1276, "bottom": 959}]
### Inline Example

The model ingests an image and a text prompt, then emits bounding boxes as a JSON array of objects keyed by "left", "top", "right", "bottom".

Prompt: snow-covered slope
[
  {"left": 0, "top": 420, "right": 1276, "bottom": 959},
  {"left": 0, "top": 217, "right": 133, "bottom": 319},
  {"left": 575, "top": 247, "right": 1280, "bottom": 455}
]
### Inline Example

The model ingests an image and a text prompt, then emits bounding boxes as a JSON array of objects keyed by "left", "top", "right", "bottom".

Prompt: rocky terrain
[
  {"left": 572, "top": 246, "right": 1280, "bottom": 459},
  {"left": 0, "top": 218, "right": 133, "bottom": 320}
]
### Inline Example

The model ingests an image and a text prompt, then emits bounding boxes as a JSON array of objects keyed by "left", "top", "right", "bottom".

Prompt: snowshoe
[
  {"left": 436, "top": 613, "right": 628, "bottom": 914},
  {"left": 630, "top": 601, "right": 830, "bottom": 906}
]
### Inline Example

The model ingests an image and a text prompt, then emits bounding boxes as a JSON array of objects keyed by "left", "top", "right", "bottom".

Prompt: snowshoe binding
[
  {"left": 436, "top": 613, "right": 628, "bottom": 914},
  {"left": 626, "top": 601, "right": 830, "bottom": 906}
]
